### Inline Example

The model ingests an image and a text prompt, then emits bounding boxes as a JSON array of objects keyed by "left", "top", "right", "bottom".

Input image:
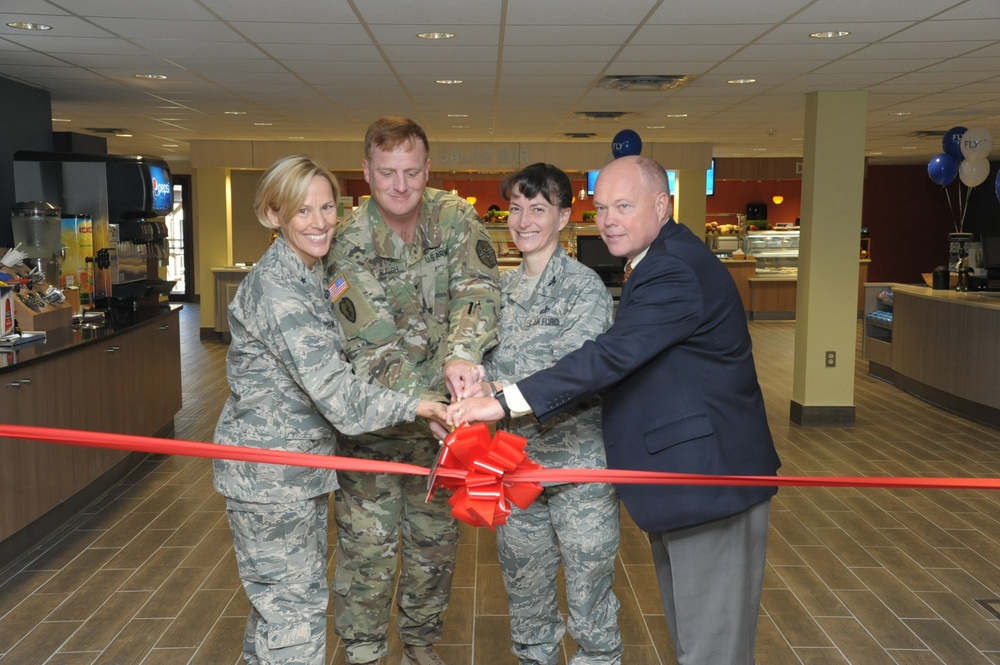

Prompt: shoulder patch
[
  {"left": 339, "top": 297, "right": 357, "bottom": 323},
  {"left": 476, "top": 239, "right": 498, "bottom": 269}
]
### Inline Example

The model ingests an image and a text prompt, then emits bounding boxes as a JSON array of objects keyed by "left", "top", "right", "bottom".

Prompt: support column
[
  {"left": 194, "top": 167, "right": 232, "bottom": 337},
  {"left": 674, "top": 168, "right": 707, "bottom": 239},
  {"left": 790, "top": 91, "right": 868, "bottom": 427}
]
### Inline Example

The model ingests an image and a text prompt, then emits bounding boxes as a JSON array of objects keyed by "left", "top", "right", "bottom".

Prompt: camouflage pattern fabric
[
  {"left": 484, "top": 247, "right": 623, "bottom": 664},
  {"left": 213, "top": 235, "right": 420, "bottom": 503},
  {"left": 213, "top": 236, "right": 423, "bottom": 664},
  {"left": 226, "top": 496, "right": 330, "bottom": 665},
  {"left": 327, "top": 188, "right": 499, "bottom": 663}
]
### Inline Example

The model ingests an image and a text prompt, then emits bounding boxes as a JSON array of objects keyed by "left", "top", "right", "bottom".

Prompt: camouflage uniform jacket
[
  {"left": 328, "top": 188, "right": 500, "bottom": 441},
  {"left": 213, "top": 236, "right": 420, "bottom": 503},
  {"left": 484, "top": 246, "right": 614, "bottom": 477}
]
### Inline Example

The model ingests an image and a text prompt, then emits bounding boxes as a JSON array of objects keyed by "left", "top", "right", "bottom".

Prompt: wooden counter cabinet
[{"left": 0, "top": 306, "right": 183, "bottom": 566}]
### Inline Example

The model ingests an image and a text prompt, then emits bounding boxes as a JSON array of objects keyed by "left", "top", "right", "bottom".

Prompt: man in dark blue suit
[{"left": 449, "top": 155, "right": 781, "bottom": 664}]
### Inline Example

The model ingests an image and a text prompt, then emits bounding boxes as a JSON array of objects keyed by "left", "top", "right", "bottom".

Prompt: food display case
[{"left": 744, "top": 229, "right": 799, "bottom": 275}]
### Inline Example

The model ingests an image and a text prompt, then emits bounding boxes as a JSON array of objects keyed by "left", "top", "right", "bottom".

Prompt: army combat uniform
[
  {"left": 484, "top": 247, "right": 623, "bottom": 665},
  {"left": 328, "top": 188, "right": 500, "bottom": 664},
  {"left": 213, "top": 235, "right": 422, "bottom": 665}
]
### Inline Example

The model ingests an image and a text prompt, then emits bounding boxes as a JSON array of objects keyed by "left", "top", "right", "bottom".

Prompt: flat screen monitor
[
  {"left": 576, "top": 234, "right": 625, "bottom": 282},
  {"left": 588, "top": 161, "right": 715, "bottom": 196},
  {"left": 981, "top": 231, "right": 1000, "bottom": 271},
  {"left": 667, "top": 159, "right": 715, "bottom": 196}
]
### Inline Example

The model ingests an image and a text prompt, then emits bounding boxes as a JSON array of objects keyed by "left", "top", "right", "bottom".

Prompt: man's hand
[
  {"left": 447, "top": 396, "right": 505, "bottom": 426},
  {"left": 444, "top": 360, "right": 486, "bottom": 400}
]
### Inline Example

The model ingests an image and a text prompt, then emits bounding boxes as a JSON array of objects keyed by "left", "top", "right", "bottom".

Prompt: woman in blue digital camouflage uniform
[
  {"left": 213, "top": 154, "right": 446, "bottom": 665},
  {"left": 480, "top": 163, "right": 622, "bottom": 665}
]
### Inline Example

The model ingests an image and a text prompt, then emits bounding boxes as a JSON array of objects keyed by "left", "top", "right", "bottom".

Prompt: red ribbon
[
  {"left": 3, "top": 424, "right": 1000, "bottom": 530},
  {"left": 427, "top": 423, "right": 543, "bottom": 529}
]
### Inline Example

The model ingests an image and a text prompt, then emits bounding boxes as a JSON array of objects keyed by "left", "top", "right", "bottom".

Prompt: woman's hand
[{"left": 417, "top": 400, "right": 448, "bottom": 426}]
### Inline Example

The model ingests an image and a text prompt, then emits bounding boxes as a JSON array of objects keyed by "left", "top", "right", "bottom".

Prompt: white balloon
[
  {"left": 959, "top": 158, "right": 991, "bottom": 187},
  {"left": 960, "top": 126, "right": 993, "bottom": 161}
]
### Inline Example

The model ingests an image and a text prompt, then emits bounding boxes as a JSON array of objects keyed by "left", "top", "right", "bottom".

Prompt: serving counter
[
  {"left": 0, "top": 305, "right": 183, "bottom": 568},
  {"left": 862, "top": 284, "right": 1000, "bottom": 429}
]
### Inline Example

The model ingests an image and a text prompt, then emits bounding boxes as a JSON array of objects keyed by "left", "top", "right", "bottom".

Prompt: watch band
[{"left": 496, "top": 388, "right": 511, "bottom": 417}]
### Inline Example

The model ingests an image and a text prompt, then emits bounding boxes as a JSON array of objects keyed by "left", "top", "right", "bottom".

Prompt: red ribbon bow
[{"left": 428, "top": 423, "right": 544, "bottom": 529}]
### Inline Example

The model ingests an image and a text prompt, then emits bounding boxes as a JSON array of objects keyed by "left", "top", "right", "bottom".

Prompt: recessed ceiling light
[
  {"left": 647, "top": 125, "right": 665, "bottom": 129},
  {"left": 6, "top": 21, "right": 52, "bottom": 30},
  {"left": 162, "top": 144, "right": 179, "bottom": 147},
  {"left": 224, "top": 111, "right": 247, "bottom": 115},
  {"left": 52, "top": 118, "right": 71, "bottom": 122},
  {"left": 134, "top": 73, "right": 167, "bottom": 80},
  {"left": 901, "top": 146, "right": 918, "bottom": 150},
  {"left": 288, "top": 136, "right": 304, "bottom": 139},
  {"left": 727, "top": 78, "right": 756, "bottom": 85},
  {"left": 436, "top": 79, "right": 463, "bottom": 85},
  {"left": 867, "top": 151, "right": 883, "bottom": 156},
  {"left": 418, "top": 32, "right": 455, "bottom": 40},
  {"left": 888, "top": 111, "right": 912, "bottom": 116},
  {"left": 753, "top": 148, "right": 768, "bottom": 151},
  {"left": 115, "top": 133, "right": 133, "bottom": 138},
  {"left": 448, "top": 113, "right": 468, "bottom": 118},
  {"left": 452, "top": 125, "right": 470, "bottom": 129},
  {"left": 666, "top": 113, "right": 688, "bottom": 118},
  {"left": 254, "top": 122, "right": 273, "bottom": 126},
  {"left": 810, "top": 30, "right": 851, "bottom": 39}
]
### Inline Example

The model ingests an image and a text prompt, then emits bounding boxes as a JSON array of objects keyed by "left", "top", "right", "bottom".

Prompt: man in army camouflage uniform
[{"left": 328, "top": 117, "right": 500, "bottom": 665}]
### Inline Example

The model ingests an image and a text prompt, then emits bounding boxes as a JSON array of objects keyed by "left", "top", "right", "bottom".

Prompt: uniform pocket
[
  {"left": 266, "top": 620, "right": 311, "bottom": 649},
  {"left": 331, "top": 562, "right": 356, "bottom": 596}
]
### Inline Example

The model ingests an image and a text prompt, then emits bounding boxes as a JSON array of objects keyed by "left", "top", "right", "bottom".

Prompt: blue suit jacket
[{"left": 518, "top": 220, "right": 780, "bottom": 532}]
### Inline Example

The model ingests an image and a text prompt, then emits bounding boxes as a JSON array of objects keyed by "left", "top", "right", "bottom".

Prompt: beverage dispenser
[
  {"left": 10, "top": 201, "right": 62, "bottom": 284},
  {"left": 13, "top": 152, "right": 176, "bottom": 308}
]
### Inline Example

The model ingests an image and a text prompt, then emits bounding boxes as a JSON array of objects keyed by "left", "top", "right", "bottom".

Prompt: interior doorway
[{"left": 165, "top": 174, "right": 194, "bottom": 301}]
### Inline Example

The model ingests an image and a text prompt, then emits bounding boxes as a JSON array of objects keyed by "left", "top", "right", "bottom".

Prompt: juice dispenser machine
[{"left": 13, "top": 151, "right": 175, "bottom": 308}]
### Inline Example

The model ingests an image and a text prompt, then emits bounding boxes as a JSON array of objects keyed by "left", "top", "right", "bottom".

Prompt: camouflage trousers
[
  {"left": 496, "top": 482, "right": 623, "bottom": 665},
  {"left": 333, "top": 436, "right": 459, "bottom": 665},
  {"left": 225, "top": 495, "right": 331, "bottom": 665}
]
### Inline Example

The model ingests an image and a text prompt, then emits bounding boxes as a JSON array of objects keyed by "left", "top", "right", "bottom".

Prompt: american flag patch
[{"left": 328, "top": 273, "right": 348, "bottom": 300}]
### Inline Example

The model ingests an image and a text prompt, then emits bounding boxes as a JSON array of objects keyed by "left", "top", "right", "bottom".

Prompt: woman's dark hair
[{"left": 500, "top": 162, "right": 573, "bottom": 209}]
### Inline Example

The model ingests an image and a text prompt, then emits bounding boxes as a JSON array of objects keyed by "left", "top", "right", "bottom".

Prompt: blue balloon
[
  {"left": 928, "top": 153, "right": 958, "bottom": 186},
  {"left": 995, "top": 167, "right": 1000, "bottom": 203},
  {"left": 942, "top": 125, "right": 967, "bottom": 162},
  {"left": 612, "top": 129, "right": 642, "bottom": 158}
]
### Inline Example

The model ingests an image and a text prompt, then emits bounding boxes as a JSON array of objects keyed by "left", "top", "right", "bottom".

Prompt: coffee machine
[{"left": 13, "top": 151, "right": 175, "bottom": 308}]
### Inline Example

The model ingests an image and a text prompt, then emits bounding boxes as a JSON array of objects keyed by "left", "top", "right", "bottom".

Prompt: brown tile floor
[{"left": 1, "top": 305, "right": 999, "bottom": 664}]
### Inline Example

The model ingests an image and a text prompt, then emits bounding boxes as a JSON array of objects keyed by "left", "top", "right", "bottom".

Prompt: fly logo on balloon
[{"left": 929, "top": 125, "right": 995, "bottom": 233}]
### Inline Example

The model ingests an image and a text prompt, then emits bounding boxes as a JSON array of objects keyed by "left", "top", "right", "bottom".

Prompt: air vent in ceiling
[
  {"left": 571, "top": 111, "right": 635, "bottom": 121},
  {"left": 564, "top": 132, "right": 597, "bottom": 139},
  {"left": 602, "top": 75, "right": 694, "bottom": 91},
  {"left": 83, "top": 127, "right": 129, "bottom": 134}
]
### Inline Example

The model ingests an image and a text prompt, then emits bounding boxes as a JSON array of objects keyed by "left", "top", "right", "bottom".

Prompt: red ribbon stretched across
[{"left": 2, "top": 424, "right": 1000, "bottom": 530}]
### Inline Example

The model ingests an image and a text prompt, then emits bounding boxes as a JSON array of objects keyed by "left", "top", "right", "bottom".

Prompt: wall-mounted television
[{"left": 586, "top": 159, "right": 715, "bottom": 196}]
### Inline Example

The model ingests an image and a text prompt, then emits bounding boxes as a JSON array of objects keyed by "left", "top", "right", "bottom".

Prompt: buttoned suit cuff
[{"left": 503, "top": 384, "right": 533, "bottom": 417}]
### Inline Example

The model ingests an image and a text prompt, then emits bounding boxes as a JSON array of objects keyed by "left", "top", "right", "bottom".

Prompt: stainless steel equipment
[{"left": 13, "top": 152, "right": 175, "bottom": 307}]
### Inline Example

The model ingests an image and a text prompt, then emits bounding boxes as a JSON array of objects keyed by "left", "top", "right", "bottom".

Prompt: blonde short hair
[{"left": 254, "top": 154, "right": 340, "bottom": 229}]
